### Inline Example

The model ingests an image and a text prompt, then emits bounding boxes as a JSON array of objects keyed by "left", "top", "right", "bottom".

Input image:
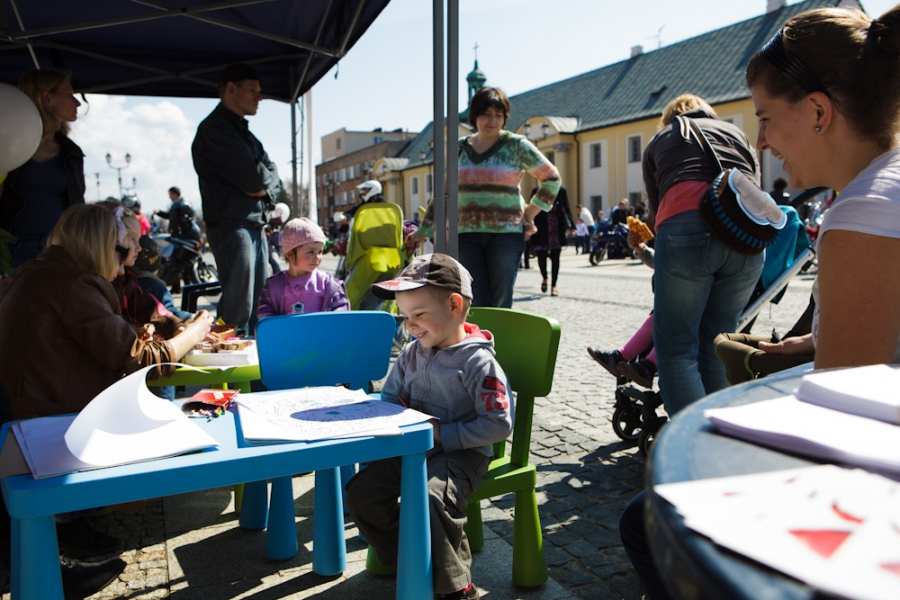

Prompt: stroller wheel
[
  {"left": 612, "top": 404, "right": 642, "bottom": 441},
  {"left": 638, "top": 416, "right": 668, "bottom": 458}
]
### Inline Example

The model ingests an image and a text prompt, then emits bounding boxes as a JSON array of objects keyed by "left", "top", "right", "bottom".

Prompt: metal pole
[
  {"left": 446, "top": 0, "right": 459, "bottom": 259},
  {"left": 306, "top": 91, "right": 317, "bottom": 223},
  {"left": 291, "top": 98, "right": 298, "bottom": 210},
  {"left": 432, "top": 0, "right": 445, "bottom": 254}
]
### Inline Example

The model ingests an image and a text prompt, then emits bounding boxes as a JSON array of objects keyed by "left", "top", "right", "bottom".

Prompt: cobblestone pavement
[{"left": 3, "top": 248, "right": 814, "bottom": 600}]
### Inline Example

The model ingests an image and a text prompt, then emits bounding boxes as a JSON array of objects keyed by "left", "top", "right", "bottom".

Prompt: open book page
[
  {"left": 236, "top": 387, "right": 434, "bottom": 443},
  {"left": 795, "top": 364, "right": 900, "bottom": 424},
  {"left": 13, "top": 365, "right": 218, "bottom": 479},
  {"left": 705, "top": 397, "right": 900, "bottom": 475},
  {"left": 655, "top": 466, "right": 900, "bottom": 600}
]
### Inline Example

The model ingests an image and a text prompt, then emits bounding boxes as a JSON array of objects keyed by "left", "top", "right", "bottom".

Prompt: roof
[
  {"left": 504, "top": 0, "right": 852, "bottom": 132},
  {"left": 0, "top": 0, "right": 390, "bottom": 103}
]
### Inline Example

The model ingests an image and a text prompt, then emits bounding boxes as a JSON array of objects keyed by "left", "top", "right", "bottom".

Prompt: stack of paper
[
  {"left": 655, "top": 466, "right": 900, "bottom": 600},
  {"left": 236, "top": 387, "right": 433, "bottom": 443},
  {"left": 705, "top": 364, "right": 900, "bottom": 475},
  {"left": 795, "top": 364, "right": 900, "bottom": 424},
  {"left": 13, "top": 365, "right": 218, "bottom": 479}
]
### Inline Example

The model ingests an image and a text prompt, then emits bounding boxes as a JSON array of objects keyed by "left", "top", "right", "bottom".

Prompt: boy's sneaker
[
  {"left": 437, "top": 583, "right": 479, "bottom": 599},
  {"left": 617, "top": 358, "right": 657, "bottom": 389},
  {"left": 587, "top": 347, "right": 625, "bottom": 379}
]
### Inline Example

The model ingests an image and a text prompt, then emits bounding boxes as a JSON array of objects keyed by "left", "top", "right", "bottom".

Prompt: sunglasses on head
[{"left": 115, "top": 244, "right": 130, "bottom": 259}]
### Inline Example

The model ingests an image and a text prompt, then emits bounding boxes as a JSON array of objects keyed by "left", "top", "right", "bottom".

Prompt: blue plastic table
[
  {"left": 1, "top": 407, "right": 434, "bottom": 600},
  {"left": 646, "top": 364, "right": 818, "bottom": 600}
]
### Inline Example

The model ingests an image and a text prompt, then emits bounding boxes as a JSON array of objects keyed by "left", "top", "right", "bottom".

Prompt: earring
[{"left": 815, "top": 126, "right": 822, "bottom": 133}]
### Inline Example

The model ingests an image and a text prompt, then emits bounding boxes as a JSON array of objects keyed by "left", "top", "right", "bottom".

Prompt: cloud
[{"left": 71, "top": 95, "right": 201, "bottom": 216}]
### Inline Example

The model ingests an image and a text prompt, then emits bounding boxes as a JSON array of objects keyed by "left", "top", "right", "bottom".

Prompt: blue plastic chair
[{"left": 244, "top": 310, "right": 397, "bottom": 568}]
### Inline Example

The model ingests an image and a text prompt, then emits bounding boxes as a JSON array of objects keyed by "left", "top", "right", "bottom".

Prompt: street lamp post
[
  {"left": 122, "top": 177, "right": 138, "bottom": 196},
  {"left": 94, "top": 172, "right": 101, "bottom": 201},
  {"left": 106, "top": 152, "right": 131, "bottom": 198}
]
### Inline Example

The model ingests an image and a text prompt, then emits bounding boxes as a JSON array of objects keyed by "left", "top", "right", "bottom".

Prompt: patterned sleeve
[{"left": 518, "top": 137, "right": 560, "bottom": 212}]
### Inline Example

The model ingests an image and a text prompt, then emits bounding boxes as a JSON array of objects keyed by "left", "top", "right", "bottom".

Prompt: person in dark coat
[{"left": 529, "top": 186, "right": 575, "bottom": 296}]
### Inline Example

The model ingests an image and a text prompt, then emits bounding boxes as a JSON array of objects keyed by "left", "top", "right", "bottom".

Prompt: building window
[
  {"left": 426, "top": 174, "right": 433, "bottom": 194},
  {"left": 627, "top": 136, "right": 642, "bottom": 163},
  {"left": 411, "top": 177, "right": 419, "bottom": 195},
  {"left": 590, "top": 143, "right": 602, "bottom": 168},
  {"left": 355, "top": 164, "right": 361, "bottom": 178},
  {"left": 339, "top": 168, "right": 346, "bottom": 182},
  {"left": 374, "top": 136, "right": 383, "bottom": 144},
  {"left": 628, "top": 192, "right": 642, "bottom": 206},
  {"left": 590, "top": 195, "right": 603, "bottom": 218},
  {"left": 336, "top": 138, "right": 342, "bottom": 150}
]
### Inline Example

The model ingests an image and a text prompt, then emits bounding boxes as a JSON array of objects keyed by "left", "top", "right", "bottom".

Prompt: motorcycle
[
  {"left": 153, "top": 233, "right": 218, "bottom": 293},
  {"left": 589, "top": 219, "right": 633, "bottom": 265}
]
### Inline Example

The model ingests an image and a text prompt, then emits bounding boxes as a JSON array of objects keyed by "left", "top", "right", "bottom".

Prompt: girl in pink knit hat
[{"left": 257, "top": 217, "right": 349, "bottom": 319}]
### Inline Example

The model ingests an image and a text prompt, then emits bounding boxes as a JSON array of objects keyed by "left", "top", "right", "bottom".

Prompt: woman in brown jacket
[{"left": 0, "top": 203, "right": 214, "bottom": 419}]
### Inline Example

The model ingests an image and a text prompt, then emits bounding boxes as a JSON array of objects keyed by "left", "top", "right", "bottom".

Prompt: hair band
[
  {"left": 760, "top": 30, "right": 829, "bottom": 95},
  {"left": 113, "top": 206, "right": 127, "bottom": 244}
]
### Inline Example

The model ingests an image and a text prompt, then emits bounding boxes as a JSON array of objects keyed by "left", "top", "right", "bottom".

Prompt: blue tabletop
[
  {"left": 1, "top": 408, "right": 433, "bottom": 519},
  {"left": 646, "top": 364, "right": 822, "bottom": 600}
]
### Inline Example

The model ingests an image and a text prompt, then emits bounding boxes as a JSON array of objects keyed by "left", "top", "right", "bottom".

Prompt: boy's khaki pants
[{"left": 345, "top": 448, "right": 490, "bottom": 595}]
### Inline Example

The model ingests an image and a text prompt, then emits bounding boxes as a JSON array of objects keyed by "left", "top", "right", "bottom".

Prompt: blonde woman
[
  {"left": 0, "top": 203, "right": 214, "bottom": 419},
  {"left": 0, "top": 69, "right": 85, "bottom": 266}
]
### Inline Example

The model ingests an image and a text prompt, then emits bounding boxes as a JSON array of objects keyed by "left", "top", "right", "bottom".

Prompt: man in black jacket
[{"left": 192, "top": 64, "right": 282, "bottom": 334}]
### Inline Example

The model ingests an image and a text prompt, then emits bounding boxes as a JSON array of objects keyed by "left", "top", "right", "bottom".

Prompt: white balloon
[
  {"left": 0, "top": 83, "right": 42, "bottom": 175},
  {"left": 274, "top": 202, "right": 290, "bottom": 221}
]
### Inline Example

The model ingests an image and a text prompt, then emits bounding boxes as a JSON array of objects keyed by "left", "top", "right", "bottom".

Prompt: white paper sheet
[
  {"left": 655, "top": 466, "right": 900, "bottom": 600},
  {"left": 236, "top": 387, "right": 433, "bottom": 443},
  {"left": 63, "top": 365, "right": 218, "bottom": 466},
  {"left": 796, "top": 364, "right": 900, "bottom": 424},
  {"left": 705, "top": 397, "right": 900, "bottom": 475},
  {"left": 12, "top": 366, "right": 218, "bottom": 479}
]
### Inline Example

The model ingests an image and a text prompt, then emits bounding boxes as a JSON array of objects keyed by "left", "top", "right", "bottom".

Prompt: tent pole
[
  {"left": 306, "top": 91, "right": 317, "bottom": 223},
  {"left": 446, "top": 0, "right": 458, "bottom": 259},
  {"left": 291, "top": 97, "right": 298, "bottom": 212},
  {"left": 432, "top": 0, "right": 445, "bottom": 254}
]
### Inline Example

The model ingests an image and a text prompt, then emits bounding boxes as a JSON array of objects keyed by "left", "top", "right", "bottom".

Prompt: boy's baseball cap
[
  {"left": 281, "top": 217, "right": 326, "bottom": 256},
  {"left": 219, "top": 63, "right": 260, "bottom": 86},
  {"left": 371, "top": 253, "right": 473, "bottom": 301}
]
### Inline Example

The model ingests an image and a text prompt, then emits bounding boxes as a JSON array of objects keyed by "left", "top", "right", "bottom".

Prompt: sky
[{"left": 69, "top": 0, "right": 894, "bottom": 215}]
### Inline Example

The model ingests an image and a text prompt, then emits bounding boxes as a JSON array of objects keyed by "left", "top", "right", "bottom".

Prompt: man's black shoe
[
  {"left": 60, "top": 556, "right": 125, "bottom": 600},
  {"left": 56, "top": 517, "right": 122, "bottom": 559}
]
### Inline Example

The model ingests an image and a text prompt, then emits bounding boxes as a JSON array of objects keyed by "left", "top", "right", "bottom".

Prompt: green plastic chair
[{"left": 464, "top": 307, "right": 561, "bottom": 588}]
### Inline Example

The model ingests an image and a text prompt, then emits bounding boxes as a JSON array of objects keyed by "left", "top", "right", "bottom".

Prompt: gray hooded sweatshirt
[{"left": 382, "top": 323, "right": 513, "bottom": 457}]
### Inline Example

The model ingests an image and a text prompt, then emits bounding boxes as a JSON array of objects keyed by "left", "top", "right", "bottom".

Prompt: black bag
[{"left": 678, "top": 117, "right": 786, "bottom": 255}]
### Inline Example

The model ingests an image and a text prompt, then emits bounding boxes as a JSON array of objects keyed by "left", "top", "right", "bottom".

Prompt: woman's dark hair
[
  {"left": 467, "top": 87, "right": 510, "bottom": 131},
  {"left": 169, "top": 186, "right": 181, "bottom": 196},
  {"left": 746, "top": 6, "right": 900, "bottom": 148}
]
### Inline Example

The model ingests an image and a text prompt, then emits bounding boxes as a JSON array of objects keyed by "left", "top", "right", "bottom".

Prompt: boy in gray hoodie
[{"left": 344, "top": 253, "right": 512, "bottom": 600}]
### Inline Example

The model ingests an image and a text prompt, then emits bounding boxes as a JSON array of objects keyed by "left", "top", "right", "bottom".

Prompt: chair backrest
[
  {"left": 467, "top": 307, "right": 561, "bottom": 467},
  {"left": 255, "top": 311, "right": 397, "bottom": 391}
]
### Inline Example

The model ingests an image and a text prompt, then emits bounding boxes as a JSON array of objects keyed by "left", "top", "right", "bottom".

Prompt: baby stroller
[
  {"left": 611, "top": 206, "right": 812, "bottom": 456},
  {"left": 589, "top": 219, "right": 632, "bottom": 265}
]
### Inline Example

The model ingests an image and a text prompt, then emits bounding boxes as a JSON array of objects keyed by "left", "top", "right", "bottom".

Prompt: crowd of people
[{"left": 1, "top": 3, "right": 900, "bottom": 598}]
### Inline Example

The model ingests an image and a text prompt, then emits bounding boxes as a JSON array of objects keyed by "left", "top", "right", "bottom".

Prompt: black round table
[{"left": 646, "top": 364, "right": 832, "bottom": 600}]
